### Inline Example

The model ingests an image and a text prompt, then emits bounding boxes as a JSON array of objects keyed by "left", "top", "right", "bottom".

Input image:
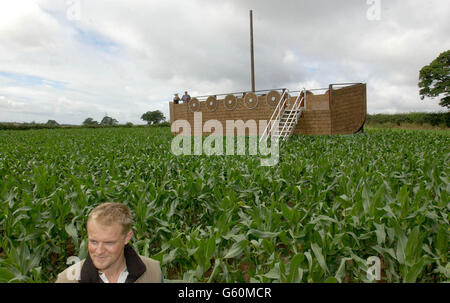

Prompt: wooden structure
[{"left": 169, "top": 83, "right": 366, "bottom": 136}]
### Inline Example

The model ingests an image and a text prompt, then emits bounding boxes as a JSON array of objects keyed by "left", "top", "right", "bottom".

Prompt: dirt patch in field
[
  {"left": 66, "top": 238, "right": 76, "bottom": 257},
  {"left": 239, "top": 261, "right": 255, "bottom": 283},
  {"left": 203, "top": 261, "right": 214, "bottom": 280},
  {"left": 49, "top": 252, "right": 59, "bottom": 267},
  {"left": 378, "top": 255, "right": 387, "bottom": 283},
  {"left": 167, "top": 265, "right": 181, "bottom": 280},
  {"left": 276, "top": 243, "right": 292, "bottom": 256}
]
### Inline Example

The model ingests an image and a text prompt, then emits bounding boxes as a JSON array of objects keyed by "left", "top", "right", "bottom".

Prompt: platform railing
[{"left": 192, "top": 88, "right": 287, "bottom": 101}]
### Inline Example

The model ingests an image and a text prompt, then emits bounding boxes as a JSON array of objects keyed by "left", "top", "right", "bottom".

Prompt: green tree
[
  {"left": 46, "top": 120, "right": 59, "bottom": 126},
  {"left": 83, "top": 118, "right": 98, "bottom": 126},
  {"left": 419, "top": 50, "right": 450, "bottom": 109},
  {"left": 100, "top": 116, "right": 119, "bottom": 126},
  {"left": 141, "top": 110, "right": 165, "bottom": 125}
]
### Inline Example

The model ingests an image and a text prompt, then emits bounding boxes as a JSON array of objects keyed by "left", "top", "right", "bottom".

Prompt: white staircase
[
  {"left": 260, "top": 89, "right": 306, "bottom": 142},
  {"left": 277, "top": 108, "right": 305, "bottom": 139}
]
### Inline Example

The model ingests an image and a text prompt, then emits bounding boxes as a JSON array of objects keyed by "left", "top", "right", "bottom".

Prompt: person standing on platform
[
  {"left": 181, "top": 91, "right": 191, "bottom": 104},
  {"left": 173, "top": 93, "right": 180, "bottom": 104}
]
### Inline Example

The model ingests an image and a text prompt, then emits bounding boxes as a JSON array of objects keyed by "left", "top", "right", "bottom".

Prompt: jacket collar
[{"left": 79, "top": 244, "right": 146, "bottom": 283}]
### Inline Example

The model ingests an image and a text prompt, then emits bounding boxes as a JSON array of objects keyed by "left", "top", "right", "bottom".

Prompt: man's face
[{"left": 87, "top": 219, "right": 132, "bottom": 271}]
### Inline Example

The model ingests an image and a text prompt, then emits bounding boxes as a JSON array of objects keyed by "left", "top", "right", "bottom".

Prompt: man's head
[
  {"left": 87, "top": 203, "right": 133, "bottom": 271},
  {"left": 184, "top": 91, "right": 188, "bottom": 94}
]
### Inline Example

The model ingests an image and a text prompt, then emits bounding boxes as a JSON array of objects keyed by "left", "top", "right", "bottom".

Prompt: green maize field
[{"left": 0, "top": 127, "right": 448, "bottom": 282}]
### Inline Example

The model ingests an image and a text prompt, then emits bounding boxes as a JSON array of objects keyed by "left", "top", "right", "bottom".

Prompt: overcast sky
[{"left": 0, "top": 0, "right": 449, "bottom": 125}]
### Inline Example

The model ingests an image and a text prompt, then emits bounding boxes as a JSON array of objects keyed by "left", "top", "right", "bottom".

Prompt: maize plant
[{"left": 0, "top": 127, "right": 448, "bottom": 282}]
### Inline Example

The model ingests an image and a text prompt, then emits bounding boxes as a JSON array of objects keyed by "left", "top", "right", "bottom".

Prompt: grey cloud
[{"left": 0, "top": 0, "right": 449, "bottom": 125}]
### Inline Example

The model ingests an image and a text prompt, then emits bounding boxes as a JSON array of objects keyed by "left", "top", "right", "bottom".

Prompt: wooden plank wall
[
  {"left": 294, "top": 110, "right": 332, "bottom": 135},
  {"left": 169, "top": 84, "right": 366, "bottom": 136},
  {"left": 170, "top": 96, "right": 276, "bottom": 136},
  {"left": 306, "top": 91, "right": 329, "bottom": 111},
  {"left": 330, "top": 83, "right": 367, "bottom": 134},
  {"left": 293, "top": 92, "right": 331, "bottom": 135}
]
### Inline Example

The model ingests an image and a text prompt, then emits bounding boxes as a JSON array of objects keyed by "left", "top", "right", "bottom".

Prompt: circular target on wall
[
  {"left": 266, "top": 90, "right": 281, "bottom": 107},
  {"left": 206, "top": 96, "right": 218, "bottom": 112},
  {"left": 224, "top": 94, "right": 238, "bottom": 110},
  {"left": 244, "top": 92, "right": 258, "bottom": 109},
  {"left": 189, "top": 98, "right": 200, "bottom": 112}
]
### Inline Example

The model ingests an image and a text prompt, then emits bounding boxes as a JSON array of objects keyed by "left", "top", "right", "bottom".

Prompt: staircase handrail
[
  {"left": 279, "top": 89, "right": 306, "bottom": 140},
  {"left": 259, "top": 89, "right": 290, "bottom": 143}
]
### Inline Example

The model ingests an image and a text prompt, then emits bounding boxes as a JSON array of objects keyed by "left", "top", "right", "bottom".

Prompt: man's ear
[{"left": 124, "top": 230, "right": 133, "bottom": 244}]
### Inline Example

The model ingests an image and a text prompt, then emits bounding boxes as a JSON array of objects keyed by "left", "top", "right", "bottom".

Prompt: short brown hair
[{"left": 88, "top": 202, "right": 133, "bottom": 235}]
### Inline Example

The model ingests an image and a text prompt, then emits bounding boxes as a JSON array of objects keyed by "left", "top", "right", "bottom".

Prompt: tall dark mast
[{"left": 250, "top": 10, "right": 255, "bottom": 92}]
